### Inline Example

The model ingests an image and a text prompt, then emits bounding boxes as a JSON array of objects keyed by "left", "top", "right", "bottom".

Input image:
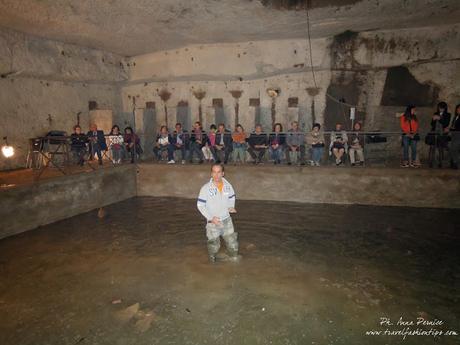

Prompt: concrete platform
[
  {"left": 0, "top": 164, "right": 137, "bottom": 239},
  {"left": 137, "top": 163, "right": 460, "bottom": 209},
  {"left": 1, "top": 162, "right": 459, "bottom": 240},
  {"left": 0, "top": 161, "right": 123, "bottom": 188}
]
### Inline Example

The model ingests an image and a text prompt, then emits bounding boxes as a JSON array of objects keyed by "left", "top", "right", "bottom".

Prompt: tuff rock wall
[
  {"left": 0, "top": 27, "right": 128, "bottom": 170},
  {"left": 121, "top": 23, "right": 460, "bottom": 159}
]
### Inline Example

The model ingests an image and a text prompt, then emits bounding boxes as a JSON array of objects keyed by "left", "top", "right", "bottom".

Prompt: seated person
[
  {"left": 70, "top": 125, "right": 88, "bottom": 166},
  {"left": 202, "top": 124, "right": 217, "bottom": 163},
  {"left": 124, "top": 127, "right": 142, "bottom": 163},
  {"left": 247, "top": 124, "right": 268, "bottom": 164},
  {"left": 108, "top": 125, "right": 124, "bottom": 164},
  {"left": 153, "top": 126, "right": 174, "bottom": 163},
  {"left": 170, "top": 122, "right": 190, "bottom": 164},
  {"left": 306, "top": 123, "right": 325, "bottom": 166},
  {"left": 285, "top": 121, "right": 306, "bottom": 165},
  {"left": 212, "top": 123, "right": 233, "bottom": 164},
  {"left": 87, "top": 123, "right": 107, "bottom": 165},
  {"left": 232, "top": 124, "right": 247, "bottom": 164},
  {"left": 269, "top": 123, "right": 286, "bottom": 165},
  {"left": 349, "top": 122, "right": 365, "bottom": 166},
  {"left": 189, "top": 121, "right": 207, "bottom": 164},
  {"left": 329, "top": 123, "right": 348, "bottom": 166}
]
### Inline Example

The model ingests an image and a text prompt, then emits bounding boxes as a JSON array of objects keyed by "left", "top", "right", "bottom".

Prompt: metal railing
[{"left": 25, "top": 130, "right": 455, "bottom": 180}]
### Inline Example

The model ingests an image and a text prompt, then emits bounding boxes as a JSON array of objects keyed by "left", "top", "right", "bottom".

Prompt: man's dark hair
[
  {"left": 437, "top": 102, "right": 448, "bottom": 112},
  {"left": 211, "top": 163, "right": 224, "bottom": 172}
]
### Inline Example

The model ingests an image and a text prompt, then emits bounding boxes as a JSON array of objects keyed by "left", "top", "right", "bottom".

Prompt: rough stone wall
[
  {"left": 121, "top": 24, "right": 460, "bottom": 159},
  {"left": 326, "top": 24, "right": 460, "bottom": 132},
  {"left": 121, "top": 72, "right": 330, "bottom": 151},
  {"left": 122, "top": 38, "right": 330, "bottom": 153},
  {"left": 0, "top": 27, "right": 128, "bottom": 170},
  {"left": 2, "top": 22, "right": 459, "bottom": 168}
]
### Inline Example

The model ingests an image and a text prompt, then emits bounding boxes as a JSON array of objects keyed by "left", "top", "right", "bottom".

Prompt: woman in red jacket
[{"left": 400, "top": 105, "right": 420, "bottom": 168}]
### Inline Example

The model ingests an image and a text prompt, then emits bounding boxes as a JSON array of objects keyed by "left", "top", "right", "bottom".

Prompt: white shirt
[
  {"left": 158, "top": 135, "right": 169, "bottom": 145},
  {"left": 197, "top": 178, "right": 236, "bottom": 221}
]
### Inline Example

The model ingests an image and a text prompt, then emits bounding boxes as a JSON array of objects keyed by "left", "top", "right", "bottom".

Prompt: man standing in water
[{"left": 197, "top": 164, "right": 240, "bottom": 263}]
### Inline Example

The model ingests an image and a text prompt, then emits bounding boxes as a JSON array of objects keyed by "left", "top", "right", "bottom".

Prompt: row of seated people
[
  {"left": 153, "top": 121, "right": 365, "bottom": 166},
  {"left": 67, "top": 103, "right": 460, "bottom": 168},
  {"left": 156, "top": 103, "right": 460, "bottom": 169},
  {"left": 70, "top": 124, "right": 142, "bottom": 165}
]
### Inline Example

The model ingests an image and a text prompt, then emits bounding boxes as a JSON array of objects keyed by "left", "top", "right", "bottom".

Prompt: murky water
[{"left": 0, "top": 197, "right": 458, "bottom": 345}]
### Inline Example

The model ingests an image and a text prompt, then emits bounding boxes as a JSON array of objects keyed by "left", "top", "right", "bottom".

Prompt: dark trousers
[
  {"left": 170, "top": 144, "right": 189, "bottom": 161},
  {"left": 450, "top": 132, "right": 460, "bottom": 165},
  {"left": 248, "top": 147, "right": 266, "bottom": 162},
  {"left": 126, "top": 143, "right": 142, "bottom": 163},
  {"left": 190, "top": 142, "right": 204, "bottom": 162},
  {"left": 153, "top": 145, "right": 173, "bottom": 161},
  {"left": 72, "top": 147, "right": 86, "bottom": 166},
  {"left": 90, "top": 143, "right": 103, "bottom": 162},
  {"left": 428, "top": 145, "right": 444, "bottom": 167},
  {"left": 211, "top": 146, "right": 231, "bottom": 163},
  {"left": 126, "top": 145, "right": 136, "bottom": 163}
]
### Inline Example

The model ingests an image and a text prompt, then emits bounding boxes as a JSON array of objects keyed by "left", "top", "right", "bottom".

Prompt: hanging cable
[{"left": 305, "top": 5, "right": 361, "bottom": 111}]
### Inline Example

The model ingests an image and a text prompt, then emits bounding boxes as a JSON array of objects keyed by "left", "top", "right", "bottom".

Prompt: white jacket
[{"left": 197, "top": 178, "right": 236, "bottom": 221}]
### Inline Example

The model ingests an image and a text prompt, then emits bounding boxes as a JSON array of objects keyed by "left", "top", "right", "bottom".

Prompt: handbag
[{"left": 424, "top": 132, "right": 436, "bottom": 145}]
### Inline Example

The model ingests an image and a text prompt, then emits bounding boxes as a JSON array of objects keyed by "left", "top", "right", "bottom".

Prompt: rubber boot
[
  {"left": 207, "top": 238, "right": 220, "bottom": 263},
  {"left": 223, "top": 232, "right": 241, "bottom": 262}
]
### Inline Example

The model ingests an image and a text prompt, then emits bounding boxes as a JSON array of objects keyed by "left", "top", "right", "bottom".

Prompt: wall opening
[
  {"left": 212, "top": 98, "right": 226, "bottom": 127},
  {"left": 176, "top": 101, "right": 190, "bottom": 130},
  {"left": 88, "top": 101, "right": 98, "bottom": 111},
  {"left": 381, "top": 66, "right": 439, "bottom": 107},
  {"left": 143, "top": 101, "right": 157, "bottom": 155},
  {"left": 288, "top": 97, "right": 299, "bottom": 108}
]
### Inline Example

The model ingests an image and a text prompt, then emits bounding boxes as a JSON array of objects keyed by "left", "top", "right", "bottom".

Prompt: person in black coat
[
  {"left": 268, "top": 123, "right": 286, "bottom": 164},
  {"left": 189, "top": 121, "right": 207, "bottom": 164},
  {"left": 212, "top": 123, "right": 233, "bottom": 164},
  {"left": 426, "top": 101, "right": 451, "bottom": 168},
  {"left": 450, "top": 104, "right": 460, "bottom": 169},
  {"left": 87, "top": 123, "right": 107, "bottom": 165},
  {"left": 124, "top": 127, "right": 142, "bottom": 164},
  {"left": 70, "top": 125, "right": 88, "bottom": 166},
  {"left": 170, "top": 122, "right": 190, "bottom": 164},
  {"left": 248, "top": 124, "right": 268, "bottom": 164}
]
